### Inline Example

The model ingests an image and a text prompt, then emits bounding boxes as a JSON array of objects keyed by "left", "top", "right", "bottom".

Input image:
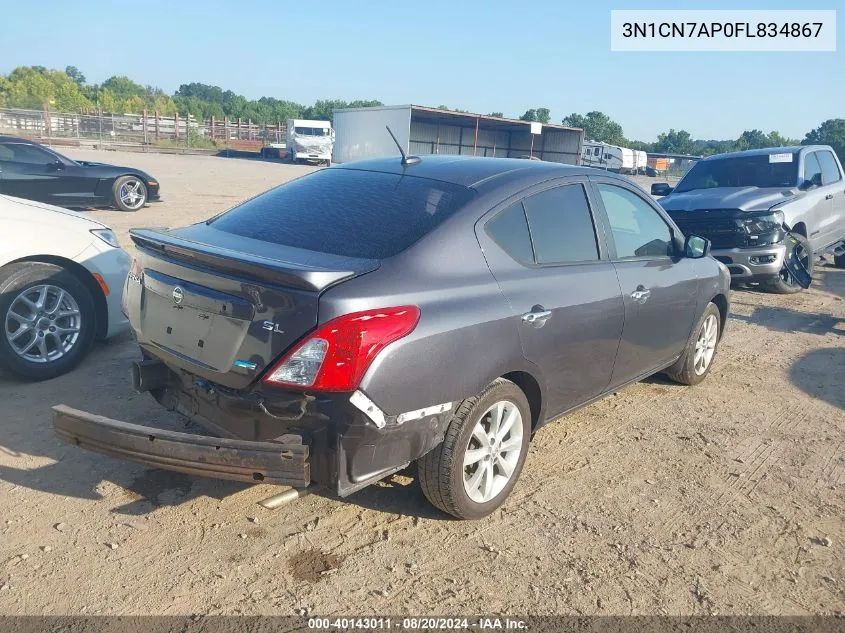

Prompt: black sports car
[{"left": 0, "top": 135, "right": 160, "bottom": 212}]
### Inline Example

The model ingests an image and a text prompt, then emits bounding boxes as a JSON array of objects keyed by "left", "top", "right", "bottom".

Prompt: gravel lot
[{"left": 0, "top": 150, "right": 843, "bottom": 616}]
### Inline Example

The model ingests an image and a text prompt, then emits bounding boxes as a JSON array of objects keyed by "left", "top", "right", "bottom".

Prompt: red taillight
[{"left": 263, "top": 305, "right": 421, "bottom": 392}]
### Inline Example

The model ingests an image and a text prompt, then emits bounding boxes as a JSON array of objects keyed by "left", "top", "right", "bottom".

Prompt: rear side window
[
  {"left": 209, "top": 168, "right": 476, "bottom": 259},
  {"left": 817, "top": 151, "right": 842, "bottom": 185},
  {"left": 522, "top": 184, "right": 599, "bottom": 264},
  {"left": 486, "top": 202, "right": 534, "bottom": 265}
]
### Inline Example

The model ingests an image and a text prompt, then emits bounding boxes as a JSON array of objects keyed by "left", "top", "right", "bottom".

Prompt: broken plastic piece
[{"left": 349, "top": 390, "right": 386, "bottom": 428}]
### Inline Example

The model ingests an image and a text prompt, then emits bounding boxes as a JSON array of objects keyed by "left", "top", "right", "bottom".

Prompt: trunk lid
[{"left": 124, "top": 225, "right": 379, "bottom": 389}]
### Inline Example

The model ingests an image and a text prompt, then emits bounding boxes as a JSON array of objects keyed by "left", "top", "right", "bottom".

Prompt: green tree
[
  {"left": 802, "top": 119, "right": 845, "bottom": 162},
  {"left": 736, "top": 129, "right": 770, "bottom": 150},
  {"left": 302, "top": 99, "right": 382, "bottom": 122},
  {"left": 767, "top": 131, "right": 798, "bottom": 147},
  {"left": 64, "top": 66, "right": 86, "bottom": 86},
  {"left": 562, "top": 111, "right": 625, "bottom": 146},
  {"left": 627, "top": 139, "right": 652, "bottom": 152},
  {"left": 97, "top": 88, "right": 119, "bottom": 113},
  {"left": 653, "top": 129, "right": 694, "bottom": 154},
  {"left": 692, "top": 139, "right": 736, "bottom": 156},
  {"left": 100, "top": 75, "right": 147, "bottom": 101},
  {"left": 519, "top": 108, "right": 550, "bottom": 124},
  {"left": 2, "top": 66, "right": 92, "bottom": 111}
]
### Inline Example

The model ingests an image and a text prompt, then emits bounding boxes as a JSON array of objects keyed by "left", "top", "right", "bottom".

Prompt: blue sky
[{"left": 0, "top": 0, "right": 840, "bottom": 141}]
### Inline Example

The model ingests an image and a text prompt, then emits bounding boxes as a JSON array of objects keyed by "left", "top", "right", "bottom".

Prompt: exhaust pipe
[
  {"left": 131, "top": 359, "right": 171, "bottom": 393},
  {"left": 259, "top": 486, "right": 314, "bottom": 509}
]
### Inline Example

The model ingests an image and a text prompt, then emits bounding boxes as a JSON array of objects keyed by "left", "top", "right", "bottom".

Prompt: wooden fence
[{"left": 0, "top": 107, "right": 287, "bottom": 149}]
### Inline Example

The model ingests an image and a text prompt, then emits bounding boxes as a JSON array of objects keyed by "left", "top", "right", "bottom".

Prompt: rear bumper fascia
[{"left": 52, "top": 405, "right": 309, "bottom": 486}]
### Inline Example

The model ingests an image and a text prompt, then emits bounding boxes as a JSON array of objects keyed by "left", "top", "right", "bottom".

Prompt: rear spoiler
[{"left": 129, "top": 228, "right": 376, "bottom": 293}]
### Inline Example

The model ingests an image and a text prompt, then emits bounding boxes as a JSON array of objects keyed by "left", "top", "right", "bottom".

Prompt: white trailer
[
  {"left": 620, "top": 147, "right": 636, "bottom": 173},
  {"left": 633, "top": 149, "right": 648, "bottom": 174},
  {"left": 581, "top": 141, "right": 623, "bottom": 171},
  {"left": 287, "top": 119, "right": 334, "bottom": 165}
]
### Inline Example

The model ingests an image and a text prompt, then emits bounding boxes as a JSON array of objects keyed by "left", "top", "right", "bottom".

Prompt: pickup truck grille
[{"left": 667, "top": 209, "right": 749, "bottom": 249}]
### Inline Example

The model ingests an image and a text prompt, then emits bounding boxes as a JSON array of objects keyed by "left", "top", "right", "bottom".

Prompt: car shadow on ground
[
  {"left": 0, "top": 336, "right": 251, "bottom": 516},
  {"left": 327, "top": 464, "right": 451, "bottom": 521},
  {"left": 790, "top": 347, "right": 845, "bottom": 410},
  {"left": 728, "top": 302, "right": 845, "bottom": 337},
  {"left": 815, "top": 259, "right": 845, "bottom": 298}
]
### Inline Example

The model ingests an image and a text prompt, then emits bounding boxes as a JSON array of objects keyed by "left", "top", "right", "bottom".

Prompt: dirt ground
[{"left": 0, "top": 150, "right": 843, "bottom": 616}]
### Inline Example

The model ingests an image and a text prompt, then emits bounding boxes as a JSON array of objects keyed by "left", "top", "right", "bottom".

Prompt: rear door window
[
  {"left": 209, "top": 168, "right": 476, "bottom": 259},
  {"left": 522, "top": 184, "right": 600, "bottom": 264}
]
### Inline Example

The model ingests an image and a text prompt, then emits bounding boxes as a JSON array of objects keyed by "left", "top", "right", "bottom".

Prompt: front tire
[
  {"left": 664, "top": 302, "right": 721, "bottom": 386},
  {"left": 763, "top": 232, "right": 814, "bottom": 294},
  {"left": 113, "top": 175, "right": 147, "bottom": 212},
  {"left": 418, "top": 378, "right": 531, "bottom": 520},
  {"left": 0, "top": 263, "right": 96, "bottom": 380}
]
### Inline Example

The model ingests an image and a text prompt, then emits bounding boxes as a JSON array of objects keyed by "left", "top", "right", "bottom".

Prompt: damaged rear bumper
[
  {"left": 52, "top": 405, "right": 309, "bottom": 486},
  {"left": 52, "top": 358, "right": 455, "bottom": 497}
]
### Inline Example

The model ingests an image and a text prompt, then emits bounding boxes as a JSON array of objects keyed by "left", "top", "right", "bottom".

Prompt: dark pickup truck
[{"left": 652, "top": 145, "right": 845, "bottom": 293}]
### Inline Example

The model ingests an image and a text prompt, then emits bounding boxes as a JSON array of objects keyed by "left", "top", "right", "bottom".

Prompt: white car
[{"left": 0, "top": 194, "right": 130, "bottom": 380}]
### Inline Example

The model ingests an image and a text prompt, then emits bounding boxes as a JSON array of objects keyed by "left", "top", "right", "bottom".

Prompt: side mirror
[
  {"left": 46, "top": 159, "right": 64, "bottom": 171},
  {"left": 651, "top": 183, "right": 673, "bottom": 196},
  {"left": 800, "top": 173, "right": 823, "bottom": 190},
  {"left": 684, "top": 234, "right": 710, "bottom": 259}
]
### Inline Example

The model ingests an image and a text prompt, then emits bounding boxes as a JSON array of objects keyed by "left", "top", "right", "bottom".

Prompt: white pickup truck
[{"left": 653, "top": 145, "right": 845, "bottom": 293}]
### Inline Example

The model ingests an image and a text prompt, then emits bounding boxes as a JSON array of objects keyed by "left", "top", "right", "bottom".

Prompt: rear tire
[
  {"left": 0, "top": 263, "right": 96, "bottom": 380},
  {"left": 762, "top": 232, "right": 813, "bottom": 294},
  {"left": 417, "top": 378, "right": 531, "bottom": 520},
  {"left": 664, "top": 302, "right": 721, "bottom": 386}
]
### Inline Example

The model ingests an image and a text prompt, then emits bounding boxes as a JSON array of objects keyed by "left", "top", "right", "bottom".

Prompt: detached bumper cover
[{"left": 52, "top": 405, "right": 309, "bottom": 486}]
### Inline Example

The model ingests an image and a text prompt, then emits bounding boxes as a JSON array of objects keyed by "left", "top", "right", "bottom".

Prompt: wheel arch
[
  {"left": 501, "top": 370, "right": 544, "bottom": 431},
  {"left": 710, "top": 292, "right": 729, "bottom": 340},
  {"left": 2, "top": 255, "right": 108, "bottom": 340},
  {"left": 789, "top": 221, "right": 808, "bottom": 237}
]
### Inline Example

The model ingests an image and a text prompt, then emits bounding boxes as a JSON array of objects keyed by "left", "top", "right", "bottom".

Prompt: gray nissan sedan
[{"left": 53, "top": 154, "right": 731, "bottom": 520}]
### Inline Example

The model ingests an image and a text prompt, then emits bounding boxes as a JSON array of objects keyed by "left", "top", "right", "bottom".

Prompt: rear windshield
[
  {"left": 674, "top": 153, "right": 799, "bottom": 192},
  {"left": 209, "top": 168, "right": 476, "bottom": 259}
]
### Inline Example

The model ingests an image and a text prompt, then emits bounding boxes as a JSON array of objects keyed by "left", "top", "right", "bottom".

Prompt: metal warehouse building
[{"left": 332, "top": 105, "right": 584, "bottom": 165}]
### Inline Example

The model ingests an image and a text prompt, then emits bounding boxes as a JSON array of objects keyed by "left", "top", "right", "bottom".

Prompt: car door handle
[
  {"left": 521, "top": 308, "right": 552, "bottom": 328},
  {"left": 631, "top": 286, "right": 651, "bottom": 303}
]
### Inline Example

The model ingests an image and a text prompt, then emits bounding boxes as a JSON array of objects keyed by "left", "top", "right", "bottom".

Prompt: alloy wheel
[
  {"left": 118, "top": 178, "right": 146, "bottom": 210},
  {"left": 693, "top": 314, "right": 718, "bottom": 375},
  {"left": 463, "top": 400, "right": 524, "bottom": 503},
  {"left": 4, "top": 285, "right": 82, "bottom": 364}
]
